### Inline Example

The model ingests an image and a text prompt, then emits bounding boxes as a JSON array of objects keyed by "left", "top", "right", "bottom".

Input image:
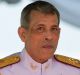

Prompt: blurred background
[{"left": 0, "top": 0, "right": 80, "bottom": 60}]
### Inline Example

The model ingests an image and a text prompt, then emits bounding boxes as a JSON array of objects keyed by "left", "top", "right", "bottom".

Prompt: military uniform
[{"left": 0, "top": 48, "right": 80, "bottom": 75}]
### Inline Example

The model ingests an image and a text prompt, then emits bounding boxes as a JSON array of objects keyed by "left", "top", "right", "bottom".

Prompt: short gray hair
[{"left": 20, "top": 1, "right": 60, "bottom": 29}]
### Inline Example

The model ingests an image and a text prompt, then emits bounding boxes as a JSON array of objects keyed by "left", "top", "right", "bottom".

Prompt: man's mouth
[{"left": 42, "top": 45, "right": 53, "bottom": 49}]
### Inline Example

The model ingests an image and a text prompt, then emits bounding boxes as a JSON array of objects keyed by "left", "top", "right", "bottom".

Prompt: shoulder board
[
  {"left": 54, "top": 54, "right": 80, "bottom": 68},
  {"left": 0, "top": 55, "right": 20, "bottom": 68}
]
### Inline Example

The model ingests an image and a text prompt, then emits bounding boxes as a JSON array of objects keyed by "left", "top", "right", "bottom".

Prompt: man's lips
[{"left": 42, "top": 45, "right": 53, "bottom": 49}]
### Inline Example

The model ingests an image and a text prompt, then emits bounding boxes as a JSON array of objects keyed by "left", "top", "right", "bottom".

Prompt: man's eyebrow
[
  {"left": 37, "top": 24, "right": 45, "bottom": 26},
  {"left": 51, "top": 25, "right": 59, "bottom": 27},
  {"left": 37, "top": 24, "right": 59, "bottom": 27},
  {"left": 34, "top": 24, "right": 45, "bottom": 27},
  {"left": 33, "top": 24, "right": 59, "bottom": 28}
]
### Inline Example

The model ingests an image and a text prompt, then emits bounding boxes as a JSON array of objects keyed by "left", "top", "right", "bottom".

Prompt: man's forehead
[
  {"left": 30, "top": 10, "right": 57, "bottom": 18},
  {"left": 29, "top": 11, "right": 59, "bottom": 28}
]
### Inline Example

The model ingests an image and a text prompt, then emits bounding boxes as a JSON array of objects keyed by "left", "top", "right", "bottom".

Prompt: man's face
[{"left": 20, "top": 11, "right": 60, "bottom": 63}]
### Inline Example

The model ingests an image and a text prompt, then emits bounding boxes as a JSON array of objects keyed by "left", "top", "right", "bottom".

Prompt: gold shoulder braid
[
  {"left": 55, "top": 54, "right": 80, "bottom": 68},
  {"left": 0, "top": 55, "right": 20, "bottom": 68}
]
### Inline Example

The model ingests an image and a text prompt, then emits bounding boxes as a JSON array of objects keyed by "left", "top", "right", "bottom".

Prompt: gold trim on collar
[{"left": 55, "top": 54, "right": 80, "bottom": 68}]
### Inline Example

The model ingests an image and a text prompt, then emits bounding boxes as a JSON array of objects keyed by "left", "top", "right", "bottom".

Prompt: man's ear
[{"left": 18, "top": 27, "right": 28, "bottom": 42}]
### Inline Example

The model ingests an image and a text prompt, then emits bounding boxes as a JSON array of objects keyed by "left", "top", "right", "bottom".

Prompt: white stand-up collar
[{"left": 20, "top": 48, "right": 54, "bottom": 72}]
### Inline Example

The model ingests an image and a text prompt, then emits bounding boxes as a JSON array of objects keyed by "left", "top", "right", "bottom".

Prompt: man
[{"left": 0, "top": 1, "right": 80, "bottom": 75}]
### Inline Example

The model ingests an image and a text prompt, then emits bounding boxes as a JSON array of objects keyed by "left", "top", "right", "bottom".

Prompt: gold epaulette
[
  {"left": 55, "top": 54, "right": 80, "bottom": 68},
  {"left": 0, "top": 55, "right": 20, "bottom": 68}
]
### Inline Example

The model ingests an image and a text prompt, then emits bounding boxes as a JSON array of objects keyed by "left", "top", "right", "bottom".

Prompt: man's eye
[
  {"left": 51, "top": 28, "right": 60, "bottom": 32},
  {"left": 36, "top": 27, "right": 44, "bottom": 32}
]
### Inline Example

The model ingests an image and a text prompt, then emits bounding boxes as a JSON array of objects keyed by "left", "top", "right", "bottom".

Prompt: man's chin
[{"left": 38, "top": 55, "right": 52, "bottom": 63}]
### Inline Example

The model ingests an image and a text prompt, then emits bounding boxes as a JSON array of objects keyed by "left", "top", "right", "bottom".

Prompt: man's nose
[{"left": 44, "top": 31, "right": 53, "bottom": 40}]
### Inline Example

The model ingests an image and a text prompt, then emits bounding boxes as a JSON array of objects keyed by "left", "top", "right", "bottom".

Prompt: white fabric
[{"left": 0, "top": 48, "right": 80, "bottom": 75}]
